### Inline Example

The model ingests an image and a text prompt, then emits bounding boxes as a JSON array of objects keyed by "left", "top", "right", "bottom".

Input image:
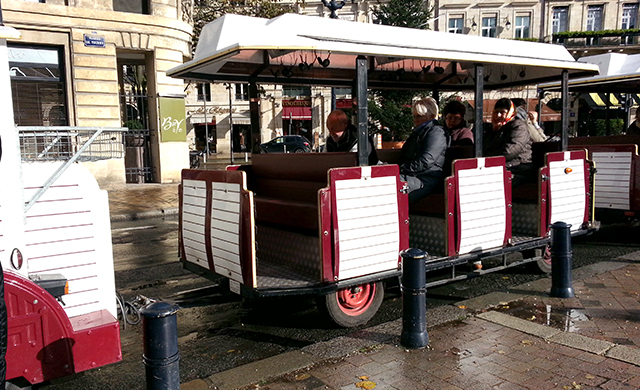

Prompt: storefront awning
[
  {"left": 581, "top": 92, "right": 640, "bottom": 108},
  {"left": 283, "top": 105, "right": 312, "bottom": 120},
  {"left": 468, "top": 99, "right": 560, "bottom": 123}
]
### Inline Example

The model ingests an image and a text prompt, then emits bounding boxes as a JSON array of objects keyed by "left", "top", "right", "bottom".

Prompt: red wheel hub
[{"left": 336, "top": 283, "right": 376, "bottom": 316}]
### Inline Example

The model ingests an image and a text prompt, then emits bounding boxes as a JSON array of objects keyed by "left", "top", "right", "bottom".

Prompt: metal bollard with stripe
[
  {"left": 140, "top": 302, "right": 180, "bottom": 390},
  {"left": 550, "top": 221, "right": 575, "bottom": 298},
  {"left": 400, "top": 248, "right": 429, "bottom": 349}
]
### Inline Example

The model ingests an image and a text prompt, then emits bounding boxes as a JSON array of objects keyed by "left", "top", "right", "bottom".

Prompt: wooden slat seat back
[
  {"left": 569, "top": 143, "right": 639, "bottom": 212},
  {"left": 250, "top": 153, "right": 359, "bottom": 230}
]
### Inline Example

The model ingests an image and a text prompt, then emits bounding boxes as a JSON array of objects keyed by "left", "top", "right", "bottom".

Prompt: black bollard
[
  {"left": 140, "top": 302, "right": 180, "bottom": 390},
  {"left": 550, "top": 221, "right": 575, "bottom": 298},
  {"left": 400, "top": 248, "right": 429, "bottom": 349}
]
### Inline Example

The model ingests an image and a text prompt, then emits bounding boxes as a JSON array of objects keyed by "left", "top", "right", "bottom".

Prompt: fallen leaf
[
  {"left": 295, "top": 373, "right": 310, "bottom": 381},
  {"left": 585, "top": 374, "right": 595, "bottom": 380},
  {"left": 528, "top": 316, "right": 536, "bottom": 321},
  {"left": 458, "top": 305, "right": 467, "bottom": 309},
  {"left": 227, "top": 350, "right": 235, "bottom": 353},
  {"left": 502, "top": 276, "right": 509, "bottom": 279},
  {"left": 521, "top": 340, "right": 533, "bottom": 345},
  {"left": 355, "top": 380, "right": 376, "bottom": 389},
  {"left": 358, "top": 376, "right": 369, "bottom": 380},
  {"left": 498, "top": 350, "right": 506, "bottom": 354}
]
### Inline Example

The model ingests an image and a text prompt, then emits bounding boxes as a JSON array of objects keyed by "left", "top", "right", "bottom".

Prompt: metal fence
[{"left": 18, "top": 126, "right": 126, "bottom": 162}]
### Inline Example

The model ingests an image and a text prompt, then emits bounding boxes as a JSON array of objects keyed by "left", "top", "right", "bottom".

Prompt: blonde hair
[{"left": 412, "top": 97, "right": 438, "bottom": 119}]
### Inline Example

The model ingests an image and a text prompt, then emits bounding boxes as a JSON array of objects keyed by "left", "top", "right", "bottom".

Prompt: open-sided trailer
[
  {"left": 0, "top": 25, "right": 121, "bottom": 388},
  {"left": 168, "top": 14, "right": 600, "bottom": 327},
  {"left": 540, "top": 59, "right": 640, "bottom": 220}
]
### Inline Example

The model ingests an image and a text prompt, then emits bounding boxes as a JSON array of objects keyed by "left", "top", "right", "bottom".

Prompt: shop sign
[
  {"left": 282, "top": 99, "right": 311, "bottom": 107},
  {"left": 159, "top": 97, "right": 187, "bottom": 142}
]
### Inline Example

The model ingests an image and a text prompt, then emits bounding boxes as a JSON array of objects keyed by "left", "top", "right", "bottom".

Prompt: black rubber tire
[
  {"left": 293, "top": 148, "right": 305, "bottom": 153},
  {"left": 317, "top": 281, "right": 384, "bottom": 328},
  {"left": 535, "top": 245, "right": 552, "bottom": 274}
]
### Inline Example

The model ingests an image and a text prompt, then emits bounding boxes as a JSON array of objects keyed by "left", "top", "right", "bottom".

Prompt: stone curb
[
  {"left": 110, "top": 207, "right": 179, "bottom": 222},
  {"left": 179, "top": 258, "right": 640, "bottom": 390}
]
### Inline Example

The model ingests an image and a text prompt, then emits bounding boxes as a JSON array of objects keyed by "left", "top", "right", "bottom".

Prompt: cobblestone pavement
[{"left": 104, "top": 182, "right": 179, "bottom": 221}]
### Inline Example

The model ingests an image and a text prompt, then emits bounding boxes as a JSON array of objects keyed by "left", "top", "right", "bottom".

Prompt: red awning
[
  {"left": 283, "top": 106, "right": 312, "bottom": 120},
  {"left": 468, "top": 99, "right": 560, "bottom": 123}
]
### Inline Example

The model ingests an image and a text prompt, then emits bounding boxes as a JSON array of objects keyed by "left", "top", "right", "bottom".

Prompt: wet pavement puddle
[{"left": 493, "top": 300, "right": 590, "bottom": 332}]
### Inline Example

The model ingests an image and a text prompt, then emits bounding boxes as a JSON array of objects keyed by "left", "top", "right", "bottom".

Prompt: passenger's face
[
  {"left": 413, "top": 114, "right": 429, "bottom": 127},
  {"left": 327, "top": 118, "right": 347, "bottom": 142},
  {"left": 492, "top": 109, "right": 509, "bottom": 126},
  {"left": 444, "top": 113, "right": 462, "bottom": 129}
]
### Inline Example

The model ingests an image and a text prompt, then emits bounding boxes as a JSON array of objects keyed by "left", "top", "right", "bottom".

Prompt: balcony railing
[{"left": 553, "top": 30, "right": 640, "bottom": 48}]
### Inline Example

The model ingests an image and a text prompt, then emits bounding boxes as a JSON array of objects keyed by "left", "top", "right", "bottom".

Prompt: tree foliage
[
  {"left": 369, "top": 0, "right": 431, "bottom": 141},
  {"left": 193, "top": 0, "right": 302, "bottom": 49}
]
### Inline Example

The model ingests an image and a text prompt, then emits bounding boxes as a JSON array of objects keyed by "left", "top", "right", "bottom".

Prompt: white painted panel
[
  {"left": 549, "top": 158, "right": 586, "bottom": 230},
  {"left": 183, "top": 212, "right": 205, "bottom": 226},
  {"left": 183, "top": 237, "right": 207, "bottom": 255},
  {"left": 182, "top": 229, "right": 206, "bottom": 245},
  {"left": 212, "top": 182, "right": 241, "bottom": 192},
  {"left": 211, "top": 237, "right": 240, "bottom": 255},
  {"left": 184, "top": 246, "right": 209, "bottom": 267},
  {"left": 212, "top": 199, "right": 241, "bottom": 213},
  {"left": 458, "top": 165, "right": 506, "bottom": 254},
  {"left": 337, "top": 203, "right": 398, "bottom": 223},
  {"left": 211, "top": 256, "right": 242, "bottom": 276},
  {"left": 211, "top": 209, "right": 241, "bottom": 223},
  {"left": 211, "top": 219, "right": 239, "bottom": 234},
  {"left": 183, "top": 195, "right": 207, "bottom": 208},
  {"left": 25, "top": 237, "right": 96, "bottom": 260},
  {"left": 20, "top": 162, "right": 118, "bottom": 319},
  {"left": 591, "top": 151, "right": 631, "bottom": 211},
  {"left": 335, "top": 175, "right": 399, "bottom": 280},
  {"left": 211, "top": 229, "right": 240, "bottom": 245}
]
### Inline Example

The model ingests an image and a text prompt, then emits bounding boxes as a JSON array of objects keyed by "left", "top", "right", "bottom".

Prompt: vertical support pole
[
  {"left": 473, "top": 64, "right": 484, "bottom": 158},
  {"left": 561, "top": 70, "right": 569, "bottom": 151},
  {"left": 227, "top": 83, "right": 234, "bottom": 164},
  {"left": 400, "top": 248, "right": 429, "bottom": 349},
  {"left": 537, "top": 89, "right": 544, "bottom": 127},
  {"left": 432, "top": 89, "right": 440, "bottom": 104},
  {"left": 141, "top": 302, "right": 180, "bottom": 390},
  {"left": 605, "top": 92, "right": 611, "bottom": 136},
  {"left": 355, "top": 55, "right": 369, "bottom": 167},
  {"left": 249, "top": 80, "right": 261, "bottom": 154},
  {"left": 550, "top": 222, "right": 575, "bottom": 298}
]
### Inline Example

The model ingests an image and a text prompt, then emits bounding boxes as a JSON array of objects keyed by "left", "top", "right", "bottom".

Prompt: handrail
[{"left": 18, "top": 126, "right": 128, "bottom": 214}]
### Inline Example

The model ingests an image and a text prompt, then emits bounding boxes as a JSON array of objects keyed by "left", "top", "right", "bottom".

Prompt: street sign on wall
[{"left": 159, "top": 97, "right": 187, "bottom": 142}]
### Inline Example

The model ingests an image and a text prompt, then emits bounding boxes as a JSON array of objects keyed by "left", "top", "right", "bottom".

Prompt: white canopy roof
[
  {"left": 539, "top": 53, "right": 640, "bottom": 93},
  {"left": 169, "top": 13, "right": 598, "bottom": 90}
]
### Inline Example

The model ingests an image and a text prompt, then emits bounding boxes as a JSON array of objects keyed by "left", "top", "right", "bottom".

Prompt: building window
[
  {"left": 282, "top": 86, "right": 311, "bottom": 98},
  {"left": 448, "top": 17, "right": 464, "bottom": 34},
  {"left": 622, "top": 4, "right": 639, "bottom": 29},
  {"left": 197, "top": 83, "right": 211, "bottom": 102},
  {"left": 8, "top": 45, "right": 68, "bottom": 126},
  {"left": 482, "top": 16, "right": 497, "bottom": 37},
  {"left": 113, "top": 0, "right": 150, "bottom": 14},
  {"left": 514, "top": 16, "right": 530, "bottom": 38},
  {"left": 587, "top": 5, "right": 603, "bottom": 31},
  {"left": 235, "top": 84, "right": 249, "bottom": 101},
  {"left": 552, "top": 7, "right": 569, "bottom": 33}
]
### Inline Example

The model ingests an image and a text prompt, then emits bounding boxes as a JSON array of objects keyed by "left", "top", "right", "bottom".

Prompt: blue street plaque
[{"left": 83, "top": 33, "right": 106, "bottom": 48}]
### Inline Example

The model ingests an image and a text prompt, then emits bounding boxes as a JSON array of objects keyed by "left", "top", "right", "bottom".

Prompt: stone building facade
[{"left": 5, "top": 0, "right": 193, "bottom": 185}]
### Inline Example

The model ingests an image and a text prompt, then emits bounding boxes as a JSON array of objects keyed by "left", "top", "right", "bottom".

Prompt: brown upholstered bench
[{"left": 249, "top": 153, "right": 359, "bottom": 231}]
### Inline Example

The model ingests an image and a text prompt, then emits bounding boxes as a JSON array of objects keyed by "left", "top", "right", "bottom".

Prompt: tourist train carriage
[
  {"left": 0, "top": 26, "right": 121, "bottom": 388},
  {"left": 170, "top": 13, "right": 600, "bottom": 326}
]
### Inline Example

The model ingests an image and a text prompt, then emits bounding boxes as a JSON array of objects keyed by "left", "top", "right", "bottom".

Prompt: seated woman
[
  {"left": 399, "top": 97, "right": 450, "bottom": 203},
  {"left": 484, "top": 98, "right": 535, "bottom": 188},
  {"left": 442, "top": 100, "right": 473, "bottom": 146}
]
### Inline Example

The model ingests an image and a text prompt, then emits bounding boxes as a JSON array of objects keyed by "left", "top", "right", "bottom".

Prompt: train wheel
[
  {"left": 318, "top": 282, "right": 384, "bottom": 327},
  {"left": 535, "top": 245, "right": 552, "bottom": 274}
]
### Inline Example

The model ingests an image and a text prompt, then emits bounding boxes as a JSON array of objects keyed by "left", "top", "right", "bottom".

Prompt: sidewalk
[
  {"left": 105, "top": 182, "right": 180, "bottom": 221},
  {"left": 182, "top": 254, "right": 640, "bottom": 390}
]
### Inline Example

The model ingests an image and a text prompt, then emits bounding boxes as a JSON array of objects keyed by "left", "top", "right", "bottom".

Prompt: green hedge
[
  {"left": 594, "top": 119, "right": 625, "bottom": 136},
  {"left": 554, "top": 29, "right": 640, "bottom": 39}
]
